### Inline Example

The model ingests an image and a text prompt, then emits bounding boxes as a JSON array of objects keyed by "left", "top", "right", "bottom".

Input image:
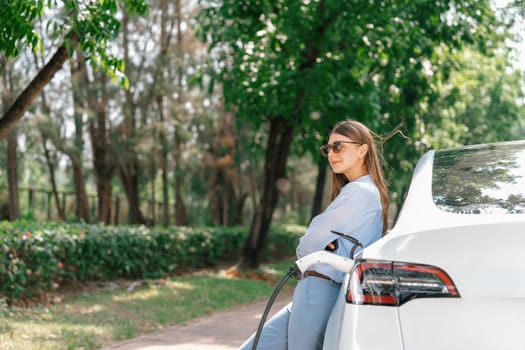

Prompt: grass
[{"left": 0, "top": 258, "right": 297, "bottom": 350}]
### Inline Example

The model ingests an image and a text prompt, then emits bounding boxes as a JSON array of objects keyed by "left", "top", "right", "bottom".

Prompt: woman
[{"left": 240, "top": 120, "right": 389, "bottom": 350}]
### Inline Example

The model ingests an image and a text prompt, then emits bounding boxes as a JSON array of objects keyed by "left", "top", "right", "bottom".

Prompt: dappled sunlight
[
  {"left": 80, "top": 303, "right": 105, "bottom": 315},
  {"left": 111, "top": 280, "right": 195, "bottom": 303},
  {"left": 112, "top": 288, "right": 161, "bottom": 302},
  {"left": 165, "top": 281, "right": 196, "bottom": 291},
  {"left": 259, "top": 265, "right": 281, "bottom": 276},
  {"left": 0, "top": 321, "right": 105, "bottom": 350}
]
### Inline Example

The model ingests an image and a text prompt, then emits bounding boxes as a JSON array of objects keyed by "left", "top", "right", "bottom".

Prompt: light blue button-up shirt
[{"left": 296, "top": 174, "right": 383, "bottom": 283}]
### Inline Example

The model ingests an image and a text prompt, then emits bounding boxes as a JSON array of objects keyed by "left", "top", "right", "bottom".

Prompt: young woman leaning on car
[{"left": 240, "top": 120, "right": 389, "bottom": 350}]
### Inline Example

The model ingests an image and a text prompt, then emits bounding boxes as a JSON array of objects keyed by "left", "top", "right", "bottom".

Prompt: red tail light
[{"left": 346, "top": 260, "right": 460, "bottom": 306}]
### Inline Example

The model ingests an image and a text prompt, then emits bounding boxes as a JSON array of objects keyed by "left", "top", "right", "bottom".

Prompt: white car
[{"left": 313, "top": 140, "right": 525, "bottom": 350}]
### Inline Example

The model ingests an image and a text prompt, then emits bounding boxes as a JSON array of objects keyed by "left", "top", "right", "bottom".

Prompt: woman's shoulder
[
  {"left": 340, "top": 175, "right": 380, "bottom": 202},
  {"left": 342, "top": 175, "right": 377, "bottom": 193}
]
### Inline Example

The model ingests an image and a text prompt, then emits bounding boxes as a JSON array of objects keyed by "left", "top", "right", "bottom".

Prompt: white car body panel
[
  {"left": 324, "top": 276, "right": 404, "bottom": 350},
  {"left": 322, "top": 141, "right": 525, "bottom": 349},
  {"left": 366, "top": 222, "right": 525, "bottom": 296},
  {"left": 399, "top": 298, "right": 525, "bottom": 350}
]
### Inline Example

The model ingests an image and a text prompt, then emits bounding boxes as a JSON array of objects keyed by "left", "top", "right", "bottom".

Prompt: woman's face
[{"left": 327, "top": 132, "right": 368, "bottom": 181}]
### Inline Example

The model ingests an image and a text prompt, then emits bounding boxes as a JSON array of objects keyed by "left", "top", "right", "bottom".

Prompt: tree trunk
[
  {"left": 6, "top": 129, "right": 19, "bottom": 220},
  {"left": 310, "top": 157, "right": 328, "bottom": 220},
  {"left": 173, "top": 0, "right": 188, "bottom": 226},
  {"left": 155, "top": 0, "right": 174, "bottom": 227},
  {"left": 71, "top": 155, "right": 91, "bottom": 222},
  {"left": 241, "top": 117, "right": 294, "bottom": 268},
  {"left": 119, "top": 162, "right": 146, "bottom": 224},
  {"left": 150, "top": 165, "right": 156, "bottom": 226},
  {"left": 92, "top": 120, "right": 114, "bottom": 225},
  {"left": 69, "top": 56, "right": 90, "bottom": 223},
  {"left": 96, "top": 171, "right": 113, "bottom": 224},
  {"left": 247, "top": 164, "right": 259, "bottom": 218},
  {"left": 161, "top": 160, "right": 170, "bottom": 226},
  {"left": 70, "top": 47, "right": 115, "bottom": 225},
  {"left": 86, "top": 75, "right": 114, "bottom": 224},
  {"left": 0, "top": 42, "right": 72, "bottom": 140},
  {"left": 36, "top": 79, "right": 65, "bottom": 220},
  {"left": 42, "top": 136, "right": 65, "bottom": 220},
  {"left": 235, "top": 192, "right": 248, "bottom": 226},
  {"left": 1, "top": 56, "right": 19, "bottom": 220},
  {"left": 157, "top": 96, "right": 170, "bottom": 226},
  {"left": 118, "top": 12, "right": 146, "bottom": 225},
  {"left": 208, "top": 108, "right": 243, "bottom": 226},
  {"left": 173, "top": 136, "right": 187, "bottom": 225},
  {"left": 174, "top": 182, "right": 187, "bottom": 225}
]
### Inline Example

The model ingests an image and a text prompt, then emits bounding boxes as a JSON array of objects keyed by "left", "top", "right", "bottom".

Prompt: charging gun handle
[
  {"left": 295, "top": 251, "right": 354, "bottom": 274},
  {"left": 330, "top": 230, "right": 363, "bottom": 259}
]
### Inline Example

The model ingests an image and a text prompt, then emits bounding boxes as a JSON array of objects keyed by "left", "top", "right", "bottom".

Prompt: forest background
[{"left": 1, "top": 0, "right": 525, "bottom": 269}]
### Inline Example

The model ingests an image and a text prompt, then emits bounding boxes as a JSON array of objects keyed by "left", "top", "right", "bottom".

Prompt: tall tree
[
  {"left": 0, "top": 55, "right": 20, "bottom": 220},
  {"left": 154, "top": 0, "right": 172, "bottom": 226},
  {"left": 36, "top": 93, "right": 91, "bottom": 222},
  {"left": 172, "top": 0, "right": 189, "bottom": 226},
  {"left": 206, "top": 106, "right": 248, "bottom": 226},
  {"left": 40, "top": 130, "right": 65, "bottom": 220},
  {"left": 116, "top": 10, "right": 149, "bottom": 225},
  {"left": 67, "top": 55, "right": 91, "bottom": 222},
  {"left": 86, "top": 69, "right": 115, "bottom": 224}
]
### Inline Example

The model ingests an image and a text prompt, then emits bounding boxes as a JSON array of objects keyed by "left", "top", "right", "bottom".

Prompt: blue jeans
[{"left": 239, "top": 276, "right": 341, "bottom": 350}]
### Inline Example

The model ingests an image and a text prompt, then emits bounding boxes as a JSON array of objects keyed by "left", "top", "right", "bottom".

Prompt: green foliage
[
  {"left": 0, "top": 220, "right": 303, "bottom": 303},
  {"left": 195, "top": 0, "right": 523, "bottom": 213},
  {"left": 196, "top": 0, "right": 500, "bottom": 134},
  {"left": 0, "top": 0, "right": 44, "bottom": 58},
  {"left": 0, "top": 0, "right": 148, "bottom": 86},
  {"left": 423, "top": 47, "right": 525, "bottom": 148}
]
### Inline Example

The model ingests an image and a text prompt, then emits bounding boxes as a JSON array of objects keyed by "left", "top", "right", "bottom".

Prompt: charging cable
[{"left": 251, "top": 265, "right": 300, "bottom": 350}]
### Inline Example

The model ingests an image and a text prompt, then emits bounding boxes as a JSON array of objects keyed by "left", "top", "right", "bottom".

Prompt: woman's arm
[{"left": 296, "top": 181, "right": 382, "bottom": 258}]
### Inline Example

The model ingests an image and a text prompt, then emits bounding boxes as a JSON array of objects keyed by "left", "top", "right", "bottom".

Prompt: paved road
[{"left": 103, "top": 288, "right": 293, "bottom": 350}]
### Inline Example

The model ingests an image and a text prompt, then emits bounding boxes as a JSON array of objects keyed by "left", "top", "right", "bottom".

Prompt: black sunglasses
[{"left": 320, "top": 140, "right": 362, "bottom": 157}]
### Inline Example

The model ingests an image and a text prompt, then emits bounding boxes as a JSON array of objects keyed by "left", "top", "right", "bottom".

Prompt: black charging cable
[
  {"left": 330, "top": 230, "right": 363, "bottom": 259},
  {"left": 251, "top": 265, "right": 300, "bottom": 350}
]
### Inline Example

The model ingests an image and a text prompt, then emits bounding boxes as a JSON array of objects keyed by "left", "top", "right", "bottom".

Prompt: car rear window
[{"left": 432, "top": 141, "right": 525, "bottom": 214}]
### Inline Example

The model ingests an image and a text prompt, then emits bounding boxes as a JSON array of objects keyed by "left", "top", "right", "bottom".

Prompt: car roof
[{"left": 389, "top": 140, "right": 525, "bottom": 236}]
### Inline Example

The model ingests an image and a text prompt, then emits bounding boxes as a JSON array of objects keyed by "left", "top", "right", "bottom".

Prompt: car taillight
[{"left": 346, "top": 260, "right": 460, "bottom": 306}]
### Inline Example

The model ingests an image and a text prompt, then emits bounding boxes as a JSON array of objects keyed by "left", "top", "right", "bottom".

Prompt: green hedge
[{"left": 0, "top": 221, "right": 304, "bottom": 304}]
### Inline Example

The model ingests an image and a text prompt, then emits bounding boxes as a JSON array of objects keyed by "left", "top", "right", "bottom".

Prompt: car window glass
[{"left": 432, "top": 141, "right": 525, "bottom": 214}]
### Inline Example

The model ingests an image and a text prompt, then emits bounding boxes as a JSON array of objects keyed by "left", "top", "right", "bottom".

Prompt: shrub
[{"left": 0, "top": 221, "right": 303, "bottom": 304}]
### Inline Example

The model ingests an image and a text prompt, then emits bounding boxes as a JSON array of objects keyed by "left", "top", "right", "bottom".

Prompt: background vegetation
[
  {"left": 0, "top": 220, "right": 302, "bottom": 303},
  {"left": 0, "top": 0, "right": 525, "bottom": 268}
]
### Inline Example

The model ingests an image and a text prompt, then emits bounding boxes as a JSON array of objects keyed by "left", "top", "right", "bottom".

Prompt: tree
[
  {"left": 0, "top": 0, "right": 148, "bottom": 141},
  {"left": 423, "top": 46, "right": 524, "bottom": 147},
  {"left": 196, "top": 0, "right": 506, "bottom": 268},
  {"left": 205, "top": 104, "right": 248, "bottom": 226},
  {"left": 0, "top": 56, "right": 20, "bottom": 220}
]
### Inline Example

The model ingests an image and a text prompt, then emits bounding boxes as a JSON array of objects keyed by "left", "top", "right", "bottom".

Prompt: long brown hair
[{"left": 328, "top": 120, "right": 389, "bottom": 234}]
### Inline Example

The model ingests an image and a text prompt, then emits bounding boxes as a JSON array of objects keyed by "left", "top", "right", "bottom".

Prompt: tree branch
[{"left": 0, "top": 41, "right": 73, "bottom": 140}]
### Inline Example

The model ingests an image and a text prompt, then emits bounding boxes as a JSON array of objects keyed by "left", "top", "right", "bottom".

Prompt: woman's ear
[{"left": 359, "top": 143, "right": 369, "bottom": 159}]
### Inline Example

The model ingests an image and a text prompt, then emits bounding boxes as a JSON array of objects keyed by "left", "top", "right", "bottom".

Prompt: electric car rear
[{"left": 323, "top": 140, "right": 525, "bottom": 350}]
